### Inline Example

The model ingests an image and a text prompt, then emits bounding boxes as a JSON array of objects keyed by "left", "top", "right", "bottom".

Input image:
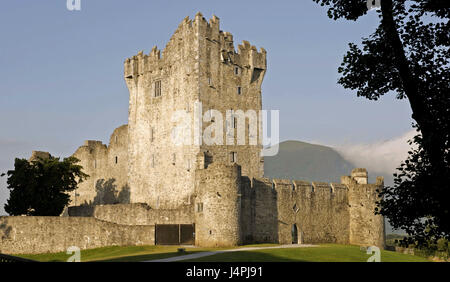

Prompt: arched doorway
[{"left": 291, "top": 224, "right": 298, "bottom": 244}]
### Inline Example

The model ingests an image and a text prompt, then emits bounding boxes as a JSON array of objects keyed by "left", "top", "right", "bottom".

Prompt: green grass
[
  {"left": 17, "top": 245, "right": 201, "bottom": 262},
  {"left": 16, "top": 244, "right": 429, "bottom": 262},
  {"left": 183, "top": 244, "right": 429, "bottom": 262},
  {"left": 16, "top": 244, "right": 277, "bottom": 262}
]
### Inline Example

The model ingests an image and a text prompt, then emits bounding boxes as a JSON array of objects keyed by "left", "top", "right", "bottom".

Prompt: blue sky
[{"left": 0, "top": 1, "right": 414, "bottom": 214}]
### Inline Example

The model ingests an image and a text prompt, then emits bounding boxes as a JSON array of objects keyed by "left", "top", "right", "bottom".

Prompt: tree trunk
[{"left": 380, "top": 0, "right": 439, "bottom": 165}]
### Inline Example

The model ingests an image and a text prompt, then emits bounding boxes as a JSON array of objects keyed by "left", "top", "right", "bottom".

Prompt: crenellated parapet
[
  {"left": 124, "top": 47, "right": 162, "bottom": 84},
  {"left": 124, "top": 12, "right": 266, "bottom": 88},
  {"left": 194, "top": 162, "right": 384, "bottom": 247}
]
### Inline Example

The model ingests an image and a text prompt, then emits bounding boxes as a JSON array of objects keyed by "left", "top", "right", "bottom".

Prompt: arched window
[{"left": 292, "top": 224, "right": 298, "bottom": 244}]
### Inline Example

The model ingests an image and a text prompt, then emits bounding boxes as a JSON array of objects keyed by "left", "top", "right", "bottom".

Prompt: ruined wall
[
  {"left": 194, "top": 163, "right": 242, "bottom": 247},
  {"left": 70, "top": 125, "right": 129, "bottom": 206},
  {"left": 0, "top": 216, "right": 154, "bottom": 255},
  {"left": 68, "top": 203, "right": 194, "bottom": 226},
  {"left": 29, "top": 151, "right": 51, "bottom": 162}
]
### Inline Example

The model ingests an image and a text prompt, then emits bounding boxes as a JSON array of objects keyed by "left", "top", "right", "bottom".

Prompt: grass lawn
[
  {"left": 183, "top": 244, "right": 429, "bottom": 262},
  {"left": 16, "top": 245, "right": 205, "bottom": 262},
  {"left": 15, "top": 244, "right": 277, "bottom": 262},
  {"left": 16, "top": 244, "right": 429, "bottom": 262}
]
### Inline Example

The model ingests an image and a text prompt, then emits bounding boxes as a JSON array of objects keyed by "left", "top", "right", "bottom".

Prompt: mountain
[{"left": 263, "top": 140, "right": 355, "bottom": 183}]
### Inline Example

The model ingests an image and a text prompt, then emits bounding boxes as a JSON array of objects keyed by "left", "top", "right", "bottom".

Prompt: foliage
[
  {"left": 3, "top": 155, "right": 88, "bottom": 216},
  {"left": 312, "top": 0, "right": 450, "bottom": 246}
]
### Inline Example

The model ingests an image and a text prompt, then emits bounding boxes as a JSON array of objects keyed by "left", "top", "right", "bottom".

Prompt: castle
[{"left": 0, "top": 14, "right": 384, "bottom": 254}]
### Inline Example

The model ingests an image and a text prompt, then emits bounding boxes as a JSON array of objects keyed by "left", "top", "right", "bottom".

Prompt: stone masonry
[{"left": 1, "top": 14, "right": 385, "bottom": 253}]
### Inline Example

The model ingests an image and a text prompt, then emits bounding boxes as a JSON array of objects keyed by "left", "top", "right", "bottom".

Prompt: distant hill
[{"left": 264, "top": 140, "right": 355, "bottom": 183}]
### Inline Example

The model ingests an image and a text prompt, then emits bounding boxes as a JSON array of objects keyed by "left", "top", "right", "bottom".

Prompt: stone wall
[
  {"left": 123, "top": 13, "right": 266, "bottom": 209},
  {"left": 194, "top": 163, "right": 242, "bottom": 247},
  {"left": 24, "top": 14, "right": 385, "bottom": 251},
  {"left": 125, "top": 15, "right": 201, "bottom": 209},
  {"left": 0, "top": 216, "right": 154, "bottom": 255},
  {"left": 197, "top": 13, "right": 266, "bottom": 180},
  {"left": 248, "top": 177, "right": 278, "bottom": 243},
  {"left": 191, "top": 163, "right": 384, "bottom": 247},
  {"left": 344, "top": 169, "right": 385, "bottom": 248},
  {"left": 240, "top": 177, "right": 350, "bottom": 245},
  {"left": 71, "top": 125, "right": 129, "bottom": 206},
  {"left": 68, "top": 203, "right": 194, "bottom": 226}
]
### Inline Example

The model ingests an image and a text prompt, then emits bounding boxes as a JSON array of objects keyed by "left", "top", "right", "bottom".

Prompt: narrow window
[
  {"left": 233, "top": 117, "right": 237, "bottom": 129},
  {"left": 150, "top": 127, "right": 154, "bottom": 142},
  {"left": 186, "top": 158, "right": 191, "bottom": 171},
  {"left": 230, "top": 152, "right": 237, "bottom": 163},
  {"left": 115, "top": 135, "right": 118, "bottom": 144},
  {"left": 234, "top": 66, "right": 239, "bottom": 75},
  {"left": 154, "top": 80, "right": 161, "bottom": 97},
  {"left": 172, "top": 153, "right": 176, "bottom": 165},
  {"left": 293, "top": 203, "right": 299, "bottom": 213},
  {"left": 115, "top": 156, "right": 118, "bottom": 164},
  {"left": 197, "top": 203, "right": 203, "bottom": 212},
  {"left": 208, "top": 77, "right": 212, "bottom": 86},
  {"left": 237, "top": 86, "right": 242, "bottom": 95}
]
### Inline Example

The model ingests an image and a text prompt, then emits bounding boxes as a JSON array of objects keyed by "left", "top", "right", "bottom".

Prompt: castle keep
[{"left": 0, "top": 14, "right": 385, "bottom": 254}]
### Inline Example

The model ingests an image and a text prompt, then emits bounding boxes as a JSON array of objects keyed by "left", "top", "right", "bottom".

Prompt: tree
[
  {"left": 3, "top": 155, "right": 88, "bottom": 216},
  {"left": 312, "top": 0, "right": 450, "bottom": 246}
]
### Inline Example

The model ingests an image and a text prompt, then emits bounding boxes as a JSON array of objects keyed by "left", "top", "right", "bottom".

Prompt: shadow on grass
[
  {"left": 181, "top": 245, "right": 430, "bottom": 262},
  {"left": 16, "top": 244, "right": 429, "bottom": 262},
  {"left": 95, "top": 250, "right": 208, "bottom": 262},
  {"left": 181, "top": 251, "right": 311, "bottom": 262}
]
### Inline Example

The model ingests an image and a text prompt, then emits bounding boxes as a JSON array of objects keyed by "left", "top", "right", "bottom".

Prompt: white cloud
[{"left": 335, "top": 130, "right": 417, "bottom": 179}]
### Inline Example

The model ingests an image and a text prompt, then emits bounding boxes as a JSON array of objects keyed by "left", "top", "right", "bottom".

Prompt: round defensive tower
[{"left": 194, "top": 162, "right": 242, "bottom": 247}]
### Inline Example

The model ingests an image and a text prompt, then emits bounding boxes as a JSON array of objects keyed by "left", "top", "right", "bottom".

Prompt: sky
[{"left": 0, "top": 1, "right": 414, "bottom": 214}]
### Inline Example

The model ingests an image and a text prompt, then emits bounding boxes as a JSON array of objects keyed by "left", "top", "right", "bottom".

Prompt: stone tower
[
  {"left": 343, "top": 168, "right": 386, "bottom": 248},
  {"left": 195, "top": 163, "right": 243, "bottom": 247},
  {"left": 124, "top": 13, "right": 267, "bottom": 209}
]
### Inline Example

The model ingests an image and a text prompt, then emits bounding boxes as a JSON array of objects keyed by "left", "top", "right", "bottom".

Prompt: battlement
[
  {"left": 330, "top": 183, "right": 348, "bottom": 192},
  {"left": 351, "top": 168, "right": 368, "bottom": 184},
  {"left": 293, "top": 180, "right": 313, "bottom": 192},
  {"left": 252, "top": 178, "right": 343, "bottom": 194},
  {"left": 123, "top": 13, "right": 266, "bottom": 81}
]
